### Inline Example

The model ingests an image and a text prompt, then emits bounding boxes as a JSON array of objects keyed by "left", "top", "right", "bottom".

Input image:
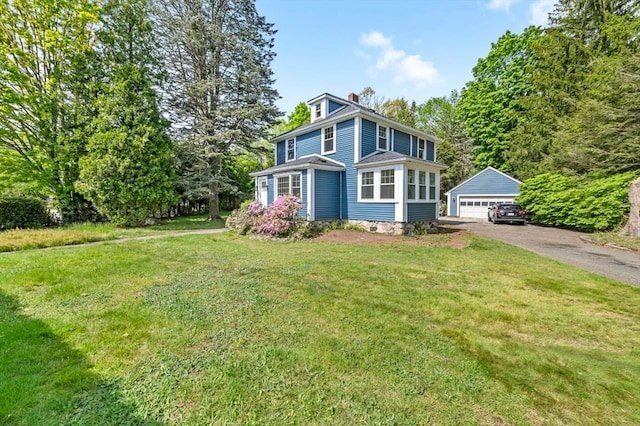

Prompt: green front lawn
[
  {"left": 1, "top": 233, "right": 639, "bottom": 424},
  {"left": 0, "top": 214, "right": 227, "bottom": 252}
]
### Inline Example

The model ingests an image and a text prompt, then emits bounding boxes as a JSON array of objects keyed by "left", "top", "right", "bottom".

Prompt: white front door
[{"left": 258, "top": 177, "right": 268, "bottom": 207}]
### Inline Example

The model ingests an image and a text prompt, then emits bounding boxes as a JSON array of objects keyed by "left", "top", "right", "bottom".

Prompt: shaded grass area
[
  {"left": 588, "top": 232, "right": 640, "bottom": 252},
  {"left": 0, "top": 214, "right": 226, "bottom": 252},
  {"left": 1, "top": 233, "right": 639, "bottom": 424}
]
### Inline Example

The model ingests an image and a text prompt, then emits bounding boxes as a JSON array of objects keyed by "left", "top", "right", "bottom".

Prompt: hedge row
[
  {"left": 0, "top": 198, "right": 53, "bottom": 230},
  {"left": 517, "top": 172, "right": 639, "bottom": 232}
]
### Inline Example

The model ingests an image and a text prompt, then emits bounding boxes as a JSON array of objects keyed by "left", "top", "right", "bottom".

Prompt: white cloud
[
  {"left": 359, "top": 31, "right": 440, "bottom": 87},
  {"left": 530, "top": 0, "right": 556, "bottom": 26},
  {"left": 487, "top": 0, "right": 520, "bottom": 11}
]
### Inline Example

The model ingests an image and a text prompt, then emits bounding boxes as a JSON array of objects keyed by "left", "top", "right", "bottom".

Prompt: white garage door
[{"left": 459, "top": 197, "right": 514, "bottom": 219}]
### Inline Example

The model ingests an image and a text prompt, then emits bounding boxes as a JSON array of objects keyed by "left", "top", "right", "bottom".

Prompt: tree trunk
[
  {"left": 620, "top": 177, "right": 640, "bottom": 237},
  {"left": 208, "top": 180, "right": 221, "bottom": 220}
]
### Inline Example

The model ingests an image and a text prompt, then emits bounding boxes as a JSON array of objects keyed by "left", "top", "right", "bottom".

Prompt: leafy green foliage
[
  {"left": 0, "top": 198, "right": 52, "bottom": 229},
  {"left": 0, "top": 0, "right": 100, "bottom": 222},
  {"left": 78, "top": 66, "right": 177, "bottom": 227},
  {"left": 460, "top": 27, "right": 541, "bottom": 172},
  {"left": 416, "top": 91, "right": 475, "bottom": 196},
  {"left": 518, "top": 172, "right": 639, "bottom": 231}
]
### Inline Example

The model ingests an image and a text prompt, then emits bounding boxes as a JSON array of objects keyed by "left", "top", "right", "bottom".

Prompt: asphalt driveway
[{"left": 439, "top": 217, "right": 640, "bottom": 288}]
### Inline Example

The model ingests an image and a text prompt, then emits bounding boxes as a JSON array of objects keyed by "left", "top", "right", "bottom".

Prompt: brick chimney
[{"left": 348, "top": 92, "right": 359, "bottom": 104}]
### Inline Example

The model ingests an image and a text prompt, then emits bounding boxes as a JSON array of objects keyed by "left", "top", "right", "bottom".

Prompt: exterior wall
[
  {"left": 393, "top": 130, "right": 411, "bottom": 155},
  {"left": 361, "top": 118, "right": 377, "bottom": 158},
  {"left": 411, "top": 136, "right": 417, "bottom": 157},
  {"left": 314, "top": 170, "right": 341, "bottom": 220},
  {"left": 328, "top": 100, "right": 344, "bottom": 114},
  {"left": 447, "top": 168, "right": 521, "bottom": 216},
  {"left": 296, "top": 129, "right": 321, "bottom": 158},
  {"left": 344, "top": 219, "right": 439, "bottom": 235},
  {"left": 276, "top": 141, "right": 285, "bottom": 165},
  {"left": 407, "top": 203, "right": 437, "bottom": 222}
]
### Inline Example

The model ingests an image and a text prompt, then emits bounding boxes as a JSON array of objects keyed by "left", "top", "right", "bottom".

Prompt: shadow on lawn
[{"left": 0, "top": 290, "right": 163, "bottom": 425}]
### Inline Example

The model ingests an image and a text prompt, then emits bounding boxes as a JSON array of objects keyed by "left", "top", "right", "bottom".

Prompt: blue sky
[{"left": 255, "top": 0, "right": 556, "bottom": 116}]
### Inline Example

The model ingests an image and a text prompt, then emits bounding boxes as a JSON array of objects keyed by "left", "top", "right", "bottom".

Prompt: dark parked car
[{"left": 488, "top": 203, "right": 526, "bottom": 225}]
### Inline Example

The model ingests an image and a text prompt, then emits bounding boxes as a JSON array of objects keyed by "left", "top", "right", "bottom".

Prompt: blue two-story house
[{"left": 251, "top": 92, "right": 448, "bottom": 234}]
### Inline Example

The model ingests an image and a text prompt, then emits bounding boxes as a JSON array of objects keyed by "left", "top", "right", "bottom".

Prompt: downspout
[{"left": 339, "top": 171, "right": 343, "bottom": 220}]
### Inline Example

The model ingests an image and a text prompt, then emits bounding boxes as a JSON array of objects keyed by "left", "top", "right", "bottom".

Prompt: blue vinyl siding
[
  {"left": 314, "top": 170, "right": 341, "bottom": 220},
  {"left": 276, "top": 141, "right": 285, "bottom": 165},
  {"left": 427, "top": 141, "right": 435, "bottom": 161},
  {"left": 350, "top": 203, "right": 395, "bottom": 222},
  {"left": 448, "top": 168, "right": 520, "bottom": 216},
  {"left": 322, "top": 119, "right": 354, "bottom": 219},
  {"left": 393, "top": 130, "right": 410, "bottom": 155},
  {"left": 296, "top": 129, "right": 321, "bottom": 158},
  {"left": 407, "top": 203, "right": 437, "bottom": 221},
  {"left": 328, "top": 100, "right": 344, "bottom": 114},
  {"left": 361, "top": 119, "right": 377, "bottom": 158}
]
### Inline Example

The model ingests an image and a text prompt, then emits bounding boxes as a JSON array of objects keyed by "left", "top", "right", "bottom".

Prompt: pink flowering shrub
[
  {"left": 225, "top": 200, "right": 266, "bottom": 235},
  {"left": 252, "top": 195, "right": 303, "bottom": 238}
]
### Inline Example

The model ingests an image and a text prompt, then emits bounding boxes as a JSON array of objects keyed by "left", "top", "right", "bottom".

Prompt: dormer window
[
  {"left": 286, "top": 139, "right": 295, "bottom": 162},
  {"left": 378, "top": 126, "right": 388, "bottom": 150},
  {"left": 315, "top": 103, "right": 321, "bottom": 119},
  {"left": 322, "top": 126, "right": 335, "bottom": 154}
]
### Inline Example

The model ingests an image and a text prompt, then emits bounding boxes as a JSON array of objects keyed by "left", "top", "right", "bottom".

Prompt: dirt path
[{"left": 440, "top": 218, "right": 640, "bottom": 288}]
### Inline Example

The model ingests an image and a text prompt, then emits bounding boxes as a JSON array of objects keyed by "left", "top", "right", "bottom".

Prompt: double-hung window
[
  {"left": 419, "top": 171, "right": 427, "bottom": 200},
  {"left": 429, "top": 172, "right": 436, "bottom": 200},
  {"left": 276, "top": 174, "right": 301, "bottom": 199},
  {"left": 417, "top": 139, "right": 426, "bottom": 159},
  {"left": 361, "top": 171, "right": 374, "bottom": 199},
  {"left": 322, "top": 126, "right": 335, "bottom": 154},
  {"left": 378, "top": 126, "right": 388, "bottom": 150},
  {"left": 286, "top": 139, "right": 295, "bottom": 162},
  {"left": 315, "top": 103, "right": 321, "bottom": 119},
  {"left": 407, "top": 169, "right": 416, "bottom": 200},
  {"left": 380, "top": 169, "right": 395, "bottom": 199}
]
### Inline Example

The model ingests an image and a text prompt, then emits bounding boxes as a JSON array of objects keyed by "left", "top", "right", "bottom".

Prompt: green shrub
[
  {"left": 0, "top": 198, "right": 53, "bottom": 230},
  {"left": 518, "top": 172, "right": 638, "bottom": 232}
]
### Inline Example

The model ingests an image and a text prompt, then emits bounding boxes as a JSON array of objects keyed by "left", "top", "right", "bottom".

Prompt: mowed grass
[
  {"left": 0, "top": 214, "right": 226, "bottom": 252},
  {"left": 1, "top": 233, "right": 639, "bottom": 425}
]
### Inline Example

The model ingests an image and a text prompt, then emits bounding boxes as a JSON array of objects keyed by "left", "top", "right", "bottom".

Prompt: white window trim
[
  {"left": 285, "top": 138, "right": 296, "bottom": 162},
  {"left": 274, "top": 172, "right": 302, "bottom": 199},
  {"left": 321, "top": 124, "right": 336, "bottom": 155},
  {"left": 406, "top": 167, "right": 440, "bottom": 203},
  {"left": 357, "top": 165, "right": 402, "bottom": 202},
  {"left": 377, "top": 124, "right": 388, "bottom": 151}
]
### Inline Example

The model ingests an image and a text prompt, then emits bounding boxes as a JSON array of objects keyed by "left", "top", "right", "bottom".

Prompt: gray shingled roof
[
  {"left": 356, "top": 151, "right": 448, "bottom": 169},
  {"left": 251, "top": 155, "right": 345, "bottom": 176}
]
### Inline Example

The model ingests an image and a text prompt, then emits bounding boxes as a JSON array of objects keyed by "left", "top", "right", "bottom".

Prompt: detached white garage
[{"left": 445, "top": 167, "right": 522, "bottom": 219}]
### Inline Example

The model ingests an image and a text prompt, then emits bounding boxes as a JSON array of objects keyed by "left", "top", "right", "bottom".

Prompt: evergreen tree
[
  {"left": 154, "top": 0, "right": 280, "bottom": 219},
  {"left": 78, "top": 0, "right": 177, "bottom": 226}
]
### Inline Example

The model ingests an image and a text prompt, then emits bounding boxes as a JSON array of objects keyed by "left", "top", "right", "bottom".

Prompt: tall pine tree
[{"left": 154, "top": 0, "right": 280, "bottom": 219}]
